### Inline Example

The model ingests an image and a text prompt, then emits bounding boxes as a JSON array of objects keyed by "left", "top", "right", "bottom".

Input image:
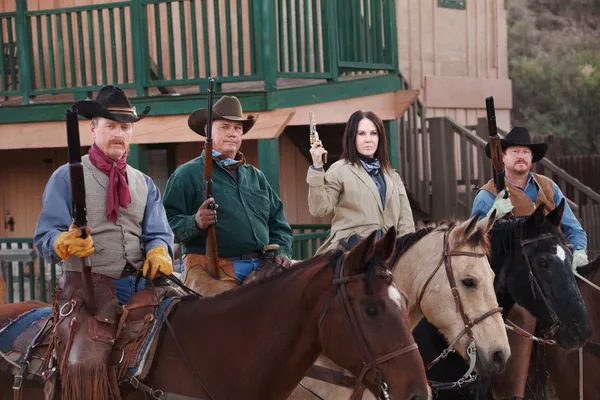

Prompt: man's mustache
[{"left": 110, "top": 139, "right": 125, "bottom": 145}]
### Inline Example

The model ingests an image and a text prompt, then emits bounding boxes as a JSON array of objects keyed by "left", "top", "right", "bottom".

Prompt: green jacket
[{"left": 162, "top": 155, "right": 293, "bottom": 258}]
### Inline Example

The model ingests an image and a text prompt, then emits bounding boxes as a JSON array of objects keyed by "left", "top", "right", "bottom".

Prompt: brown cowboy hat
[
  {"left": 188, "top": 96, "right": 258, "bottom": 136},
  {"left": 485, "top": 126, "right": 548, "bottom": 163},
  {"left": 73, "top": 85, "right": 150, "bottom": 123}
]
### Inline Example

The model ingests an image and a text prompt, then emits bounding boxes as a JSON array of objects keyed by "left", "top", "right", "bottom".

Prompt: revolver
[{"left": 309, "top": 111, "right": 327, "bottom": 164}]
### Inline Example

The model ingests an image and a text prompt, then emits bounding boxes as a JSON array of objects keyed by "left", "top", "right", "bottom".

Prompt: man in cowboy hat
[
  {"left": 162, "top": 95, "right": 293, "bottom": 295},
  {"left": 33, "top": 85, "right": 175, "bottom": 398},
  {"left": 471, "top": 126, "right": 588, "bottom": 400}
]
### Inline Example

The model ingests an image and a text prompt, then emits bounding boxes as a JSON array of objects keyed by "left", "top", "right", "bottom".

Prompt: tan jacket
[{"left": 307, "top": 159, "right": 415, "bottom": 254}]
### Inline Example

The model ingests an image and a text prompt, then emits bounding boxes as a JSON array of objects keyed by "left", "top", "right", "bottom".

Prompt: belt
[
  {"left": 120, "top": 264, "right": 138, "bottom": 278},
  {"left": 239, "top": 251, "right": 262, "bottom": 260}
]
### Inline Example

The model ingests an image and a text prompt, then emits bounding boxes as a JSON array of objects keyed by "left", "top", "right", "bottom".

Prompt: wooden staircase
[{"left": 395, "top": 86, "right": 600, "bottom": 258}]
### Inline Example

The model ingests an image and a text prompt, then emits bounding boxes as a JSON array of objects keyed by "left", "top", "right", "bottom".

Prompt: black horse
[{"left": 414, "top": 200, "right": 592, "bottom": 400}]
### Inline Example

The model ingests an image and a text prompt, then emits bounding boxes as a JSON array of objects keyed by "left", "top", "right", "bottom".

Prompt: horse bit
[
  {"left": 317, "top": 252, "right": 419, "bottom": 400},
  {"left": 417, "top": 226, "right": 503, "bottom": 392}
]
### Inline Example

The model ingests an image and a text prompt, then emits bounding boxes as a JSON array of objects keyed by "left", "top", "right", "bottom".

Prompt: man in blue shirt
[
  {"left": 472, "top": 126, "right": 588, "bottom": 400},
  {"left": 472, "top": 126, "right": 588, "bottom": 268}
]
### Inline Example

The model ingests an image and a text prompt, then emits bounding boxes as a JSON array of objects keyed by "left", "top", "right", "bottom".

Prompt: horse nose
[
  {"left": 408, "top": 391, "right": 430, "bottom": 400},
  {"left": 570, "top": 323, "right": 592, "bottom": 341},
  {"left": 492, "top": 349, "right": 508, "bottom": 371}
]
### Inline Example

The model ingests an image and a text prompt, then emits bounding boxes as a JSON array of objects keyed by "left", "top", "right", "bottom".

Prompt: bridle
[
  {"left": 417, "top": 226, "right": 503, "bottom": 391},
  {"left": 519, "top": 233, "right": 562, "bottom": 336},
  {"left": 317, "top": 253, "right": 419, "bottom": 400}
]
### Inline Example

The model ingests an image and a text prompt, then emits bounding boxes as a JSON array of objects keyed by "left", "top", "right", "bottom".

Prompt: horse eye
[
  {"left": 539, "top": 261, "right": 548, "bottom": 269},
  {"left": 364, "top": 306, "right": 378, "bottom": 317},
  {"left": 461, "top": 278, "right": 477, "bottom": 289}
]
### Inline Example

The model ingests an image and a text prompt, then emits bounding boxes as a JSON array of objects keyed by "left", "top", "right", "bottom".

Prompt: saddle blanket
[{"left": 0, "top": 295, "right": 182, "bottom": 383}]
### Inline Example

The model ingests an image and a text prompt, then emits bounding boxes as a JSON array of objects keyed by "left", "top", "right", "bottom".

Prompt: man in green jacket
[{"left": 163, "top": 95, "right": 293, "bottom": 295}]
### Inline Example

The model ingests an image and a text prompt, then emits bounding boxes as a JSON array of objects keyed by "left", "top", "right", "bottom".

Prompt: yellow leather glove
[
  {"left": 54, "top": 224, "right": 95, "bottom": 260},
  {"left": 142, "top": 246, "right": 173, "bottom": 280}
]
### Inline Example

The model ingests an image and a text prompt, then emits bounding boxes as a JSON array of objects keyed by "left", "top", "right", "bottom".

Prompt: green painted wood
[
  {"left": 363, "top": 0, "right": 371, "bottom": 64},
  {"left": 248, "top": 0, "right": 256, "bottom": 74},
  {"left": 166, "top": 2, "right": 175, "bottom": 80},
  {"left": 277, "top": 0, "right": 285, "bottom": 72},
  {"left": 323, "top": 0, "right": 338, "bottom": 81},
  {"left": 66, "top": 13, "right": 76, "bottom": 87},
  {"left": 261, "top": 0, "right": 277, "bottom": 90},
  {"left": 17, "top": 243, "right": 24, "bottom": 302},
  {"left": 235, "top": 0, "right": 244, "bottom": 75},
  {"left": 35, "top": 16, "right": 46, "bottom": 89},
  {"left": 311, "top": 0, "right": 320, "bottom": 72},
  {"left": 27, "top": 2, "right": 129, "bottom": 16},
  {"left": 201, "top": 0, "right": 210, "bottom": 77},
  {"left": 295, "top": 0, "right": 301, "bottom": 71},
  {"left": 276, "top": 71, "right": 330, "bottom": 79},
  {"left": 45, "top": 15, "right": 56, "bottom": 88},
  {"left": 56, "top": 13, "right": 66, "bottom": 88},
  {"left": 338, "top": 61, "right": 394, "bottom": 70},
  {"left": 38, "top": 256, "right": 46, "bottom": 302},
  {"left": 224, "top": 0, "right": 233, "bottom": 76},
  {"left": 385, "top": 119, "right": 399, "bottom": 170},
  {"left": 0, "top": 17, "right": 6, "bottom": 92},
  {"left": 386, "top": 0, "right": 399, "bottom": 72},
  {"left": 87, "top": 11, "right": 97, "bottom": 86},
  {"left": 153, "top": 3, "right": 163, "bottom": 79},
  {"left": 6, "top": 259, "right": 13, "bottom": 303},
  {"left": 109, "top": 8, "right": 118, "bottom": 84},
  {"left": 119, "top": 7, "right": 128, "bottom": 83},
  {"left": 128, "top": 144, "right": 148, "bottom": 173},
  {"left": 5, "top": 21, "right": 16, "bottom": 91},
  {"left": 303, "top": 0, "right": 310, "bottom": 72},
  {"left": 97, "top": 10, "right": 107, "bottom": 84},
  {"left": 189, "top": 0, "right": 199, "bottom": 79},
  {"left": 214, "top": 0, "right": 223, "bottom": 76},
  {"left": 76, "top": 12, "right": 86, "bottom": 86},
  {"left": 372, "top": 0, "right": 382, "bottom": 62},
  {"left": 257, "top": 138, "right": 280, "bottom": 195},
  {"left": 285, "top": 0, "right": 293, "bottom": 72},
  {"left": 179, "top": 1, "right": 187, "bottom": 79},
  {"left": 15, "top": 4, "right": 30, "bottom": 100},
  {"left": 438, "top": 0, "right": 466, "bottom": 10},
  {"left": 130, "top": 0, "right": 144, "bottom": 96}
]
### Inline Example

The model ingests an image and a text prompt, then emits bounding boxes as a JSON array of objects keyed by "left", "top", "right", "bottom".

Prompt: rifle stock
[
  {"left": 66, "top": 107, "right": 97, "bottom": 315},
  {"left": 485, "top": 96, "right": 506, "bottom": 194},
  {"left": 204, "top": 78, "right": 219, "bottom": 278}
]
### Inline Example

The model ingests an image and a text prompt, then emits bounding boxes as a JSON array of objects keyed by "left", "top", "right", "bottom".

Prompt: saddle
[{"left": 0, "top": 271, "right": 185, "bottom": 400}]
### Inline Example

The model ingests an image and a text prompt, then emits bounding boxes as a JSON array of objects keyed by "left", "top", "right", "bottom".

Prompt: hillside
[{"left": 508, "top": 0, "right": 600, "bottom": 154}]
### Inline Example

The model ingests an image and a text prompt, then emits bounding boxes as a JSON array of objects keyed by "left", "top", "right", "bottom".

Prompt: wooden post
[
  {"left": 15, "top": 1, "right": 31, "bottom": 104},
  {"left": 260, "top": 0, "right": 278, "bottom": 91},
  {"left": 258, "top": 138, "right": 280, "bottom": 195},
  {"left": 429, "top": 117, "right": 457, "bottom": 221},
  {"left": 385, "top": 119, "right": 400, "bottom": 171},
  {"left": 128, "top": 144, "right": 148, "bottom": 174}
]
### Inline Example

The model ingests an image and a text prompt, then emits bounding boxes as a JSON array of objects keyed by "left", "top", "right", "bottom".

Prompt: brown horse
[
  {"left": 0, "top": 228, "right": 431, "bottom": 400},
  {"left": 545, "top": 255, "right": 600, "bottom": 399},
  {"left": 290, "top": 213, "right": 510, "bottom": 399}
]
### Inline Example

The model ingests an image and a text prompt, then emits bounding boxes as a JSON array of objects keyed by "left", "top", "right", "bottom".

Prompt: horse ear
[
  {"left": 345, "top": 230, "right": 377, "bottom": 274},
  {"left": 457, "top": 213, "right": 480, "bottom": 238},
  {"left": 523, "top": 203, "right": 545, "bottom": 236},
  {"left": 546, "top": 198, "right": 565, "bottom": 227},
  {"left": 476, "top": 210, "right": 496, "bottom": 233},
  {"left": 372, "top": 226, "right": 397, "bottom": 269}
]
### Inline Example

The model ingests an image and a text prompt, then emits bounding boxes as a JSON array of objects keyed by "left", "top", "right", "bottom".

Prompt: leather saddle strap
[
  {"left": 124, "top": 374, "right": 206, "bottom": 400},
  {"left": 584, "top": 340, "right": 600, "bottom": 359}
]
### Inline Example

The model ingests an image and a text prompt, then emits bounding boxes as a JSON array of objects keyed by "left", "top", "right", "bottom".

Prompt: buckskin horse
[
  {"left": 544, "top": 254, "right": 600, "bottom": 399},
  {"left": 413, "top": 200, "right": 592, "bottom": 400},
  {"left": 289, "top": 211, "right": 511, "bottom": 399},
  {"left": 0, "top": 228, "right": 431, "bottom": 400}
]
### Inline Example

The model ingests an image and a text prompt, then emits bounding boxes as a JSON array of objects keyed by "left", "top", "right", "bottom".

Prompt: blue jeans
[{"left": 112, "top": 275, "right": 146, "bottom": 305}]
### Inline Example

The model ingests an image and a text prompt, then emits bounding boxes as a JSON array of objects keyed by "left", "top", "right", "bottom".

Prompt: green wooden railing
[
  {"left": 0, "top": 226, "right": 330, "bottom": 304},
  {"left": 0, "top": 0, "right": 398, "bottom": 102},
  {"left": 0, "top": 238, "right": 57, "bottom": 304}
]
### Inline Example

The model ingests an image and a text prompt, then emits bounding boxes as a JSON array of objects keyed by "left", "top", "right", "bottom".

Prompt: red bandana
[{"left": 88, "top": 144, "right": 131, "bottom": 223}]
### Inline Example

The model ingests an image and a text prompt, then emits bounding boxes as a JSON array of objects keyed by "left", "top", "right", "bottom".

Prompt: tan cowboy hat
[
  {"left": 73, "top": 85, "right": 150, "bottom": 123},
  {"left": 188, "top": 96, "right": 258, "bottom": 136}
]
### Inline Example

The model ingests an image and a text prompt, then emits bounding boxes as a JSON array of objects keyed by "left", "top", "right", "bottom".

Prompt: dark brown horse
[
  {"left": 0, "top": 228, "right": 431, "bottom": 400},
  {"left": 545, "top": 255, "right": 600, "bottom": 399}
]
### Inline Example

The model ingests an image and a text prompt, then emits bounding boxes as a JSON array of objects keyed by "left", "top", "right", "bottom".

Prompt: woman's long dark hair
[{"left": 340, "top": 110, "right": 391, "bottom": 171}]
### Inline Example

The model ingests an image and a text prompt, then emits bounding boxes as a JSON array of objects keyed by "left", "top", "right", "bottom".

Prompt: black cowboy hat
[
  {"left": 188, "top": 96, "right": 258, "bottom": 136},
  {"left": 485, "top": 126, "right": 548, "bottom": 163},
  {"left": 73, "top": 85, "right": 151, "bottom": 123}
]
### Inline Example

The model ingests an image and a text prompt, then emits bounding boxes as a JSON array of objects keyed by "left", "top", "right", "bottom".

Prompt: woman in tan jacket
[{"left": 307, "top": 110, "right": 415, "bottom": 254}]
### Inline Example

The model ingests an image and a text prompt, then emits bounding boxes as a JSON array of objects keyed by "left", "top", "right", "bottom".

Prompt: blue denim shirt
[
  {"left": 471, "top": 173, "right": 587, "bottom": 251},
  {"left": 34, "top": 165, "right": 175, "bottom": 264}
]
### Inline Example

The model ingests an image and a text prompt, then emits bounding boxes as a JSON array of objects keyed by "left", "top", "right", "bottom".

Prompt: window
[{"left": 438, "top": 0, "right": 466, "bottom": 10}]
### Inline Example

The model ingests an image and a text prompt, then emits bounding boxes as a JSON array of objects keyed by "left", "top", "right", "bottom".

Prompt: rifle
[
  {"left": 204, "top": 78, "right": 219, "bottom": 278},
  {"left": 66, "top": 107, "right": 97, "bottom": 315},
  {"left": 309, "top": 111, "right": 327, "bottom": 164},
  {"left": 485, "top": 96, "right": 506, "bottom": 194}
]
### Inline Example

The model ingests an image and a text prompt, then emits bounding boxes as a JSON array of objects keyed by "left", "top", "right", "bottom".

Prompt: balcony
[{"left": 0, "top": 0, "right": 401, "bottom": 123}]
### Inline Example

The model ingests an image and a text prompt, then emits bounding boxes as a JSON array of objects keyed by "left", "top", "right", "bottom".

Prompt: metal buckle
[
  {"left": 130, "top": 376, "right": 140, "bottom": 389},
  {"left": 59, "top": 300, "right": 76, "bottom": 317},
  {"left": 12, "top": 374, "right": 22, "bottom": 390}
]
